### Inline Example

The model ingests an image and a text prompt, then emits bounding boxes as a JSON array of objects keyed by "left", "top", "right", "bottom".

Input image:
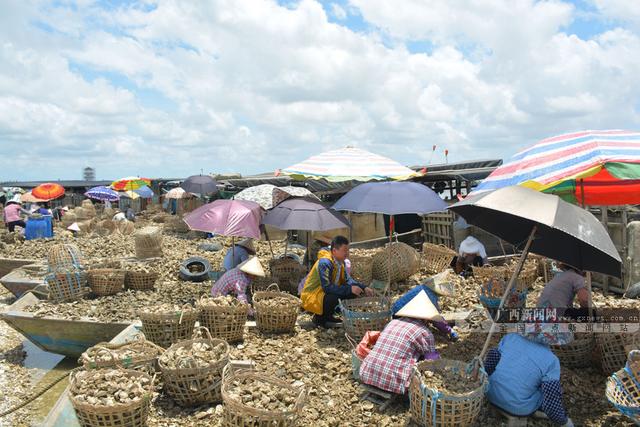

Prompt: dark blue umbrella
[
  {"left": 85, "top": 186, "right": 119, "bottom": 202},
  {"left": 332, "top": 181, "right": 447, "bottom": 215},
  {"left": 262, "top": 197, "right": 350, "bottom": 231},
  {"left": 181, "top": 175, "right": 219, "bottom": 195}
]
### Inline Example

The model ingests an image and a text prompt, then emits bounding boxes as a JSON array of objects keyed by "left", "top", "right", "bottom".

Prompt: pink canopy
[{"left": 183, "top": 200, "right": 262, "bottom": 239}]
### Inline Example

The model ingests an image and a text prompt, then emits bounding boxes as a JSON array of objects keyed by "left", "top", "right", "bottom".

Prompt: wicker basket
[
  {"left": 159, "top": 327, "right": 229, "bottom": 407},
  {"left": 134, "top": 226, "right": 163, "bottom": 259},
  {"left": 221, "top": 366, "right": 307, "bottom": 426},
  {"left": 45, "top": 269, "right": 89, "bottom": 302},
  {"left": 349, "top": 253, "right": 374, "bottom": 284},
  {"left": 477, "top": 278, "right": 528, "bottom": 310},
  {"left": 269, "top": 257, "right": 304, "bottom": 295},
  {"left": 69, "top": 368, "right": 154, "bottom": 427},
  {"left": 409, "top": 359, "right": 488, "bottom": 427},
  {"left": 138, "top": 305, "right": 199, "bottom": 349},
  {"left": 340, "top": 297, "right": 392, "bottom": 340},
  {"left": 422, "top": 243, "right": 456, "bottom": 275},
  {"left": 346, "top": 334, "right": 363, "bottom": 381},
  {"left": 197, "top": 296, "right": 249, "bottom": 343},
  {"left": 597, "top": 333, "right": 640, "bottom": 374},
  {"left": 48, "top": 243, "right": 84, "bottom": 271},
  {"left": 551, "top": 334, "right": 595, "bottom": 368},
  {"left": 116, "top": 221, "right": 135, "bottom": 236},
  {"left": 372, "top": 242, "right": 420, "bottom": 283},
  {"left": 253, "top": 284, "right": 301, "bottom": 334},
  {"left": 473, "top": 262, "right": 537, "bottom": 292},
  {"left": 606, "top": 365, "right": 640, "bottom": 424},
  {"left": 87, "top": 268, "right": 126, "bottom": 297},
  {"left": 80, "top": 336, "right": 163, "bottom": 373},
  {"left": 125, "top": 270, "right": 159, "bottom": 291}
]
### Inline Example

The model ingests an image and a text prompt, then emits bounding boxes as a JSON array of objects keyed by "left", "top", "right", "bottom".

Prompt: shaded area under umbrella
[{"left": 181, "top": 175, "right": 219, "bottom": 195}]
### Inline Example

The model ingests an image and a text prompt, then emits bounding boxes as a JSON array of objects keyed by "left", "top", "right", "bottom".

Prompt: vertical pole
[{"left": 586, "top": 271, "right": 593, "bottom": 319}]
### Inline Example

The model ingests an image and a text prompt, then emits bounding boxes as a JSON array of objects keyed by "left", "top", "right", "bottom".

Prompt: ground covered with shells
[{"left": 0, "top": 214, "right": 637, "bottom": 425}]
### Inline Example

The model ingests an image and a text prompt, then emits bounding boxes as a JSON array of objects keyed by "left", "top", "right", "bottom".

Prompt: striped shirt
[{"left": 210, "top": 267, "right": 251, "bottom": 305}]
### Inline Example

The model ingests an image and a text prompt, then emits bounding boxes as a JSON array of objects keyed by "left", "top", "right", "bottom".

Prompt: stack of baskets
[
  {"left": 422, "top": 242, "right": 456, "bottom": 274},
  {"left": 340, "top": 296, "right": 391, "bottom": 340},
  {"left": 269, "top": 257, "right": 304, "bottom": 295},
  {"left": 69, "top": 368, "right": 154, "bottom": 427},
  {"left": 134, "top": 226, "right": 163, "bottom": 259},
  {"left": 138, "top": 304, "right": 199, "bottom": 349},
  {"left": 597, "top": 332, "right": 640, "bottom": 373},
  {"left": 46, "top": 244, "right": 88, "bottom": 302},
  {"left": 606, "top": 351, "right": 640, "bottom": 424},
  {"left": 197, "top": 296, "right": 249, "bottom": 343},
  {"left": 253, "top": 284, "right": 301, "bottom": 334},
  {"left": 409, "top": 359, "right": 488, "bottom": 427},
  {"left": 87, "top": 268, "right": 126, "bottom": 296},
  {"left": 551, "top": 334, "right": 595, "bottom": 368},
  {"left": 222, "top": 366, "right": 307, "bottom": 427},
  {"left": 159, "top": 327, "right": 229, "bottom": 407},
  {"left": 371, "top": 242, "right": 421, "bottom": 283}
]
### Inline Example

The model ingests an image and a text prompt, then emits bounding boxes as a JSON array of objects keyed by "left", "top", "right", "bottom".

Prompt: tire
[{"left": 179, "top": 257, "right": 211, "bottom": 282}]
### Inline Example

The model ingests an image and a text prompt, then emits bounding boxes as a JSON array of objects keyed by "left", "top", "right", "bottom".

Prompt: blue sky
[{"left": 1, "top": 0, "right": 639, "bottom": 180}]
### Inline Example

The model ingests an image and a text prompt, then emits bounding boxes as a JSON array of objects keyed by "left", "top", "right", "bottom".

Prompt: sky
[{"left": 2, "top": 0, "right": 640, "bottom": 181}]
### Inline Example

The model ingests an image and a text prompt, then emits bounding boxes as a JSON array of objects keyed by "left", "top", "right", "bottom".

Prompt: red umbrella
[{"left": 32, "top": 183, "right": 65, "bottom": 201}]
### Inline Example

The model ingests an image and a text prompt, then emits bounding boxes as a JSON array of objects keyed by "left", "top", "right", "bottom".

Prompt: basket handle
[
  {"left": 345, "top": 333, "right": 358, "bottom": 350},
  {"left": 91, "top": 346, "right": 120, "bottom": 367},
  {"left": 192, "top": 325, "right": 214, "bottom": 342},
  {"left": 265, "top": 283, "right": 280, "bottom": 292},
  {"left": 132, "top": 333, "right": 165, "bottom": 354}
]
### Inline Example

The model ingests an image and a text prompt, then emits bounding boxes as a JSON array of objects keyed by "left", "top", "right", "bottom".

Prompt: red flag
[{"left": 389, "top": 216, "right": 395, "bottom": 234}]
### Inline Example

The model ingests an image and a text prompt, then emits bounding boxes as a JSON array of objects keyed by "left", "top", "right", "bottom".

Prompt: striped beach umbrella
[
  {"left": 474, "top": 130, "right": 640, "bottom": 205},
  {"left": 281, "top": 146, "right": 420, "bottom": 182},
  {"left": 85, "top": 186, "right": 119, "bottom": 202}
]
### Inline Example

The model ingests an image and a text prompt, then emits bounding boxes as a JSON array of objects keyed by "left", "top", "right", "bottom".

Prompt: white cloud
[{"left": 0, "top": 0, "right": 639, "bottom": 180}]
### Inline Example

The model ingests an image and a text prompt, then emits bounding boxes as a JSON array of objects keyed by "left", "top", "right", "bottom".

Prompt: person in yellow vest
[{"left": 301, "top": 235, "right": 374, "bottom": 327}]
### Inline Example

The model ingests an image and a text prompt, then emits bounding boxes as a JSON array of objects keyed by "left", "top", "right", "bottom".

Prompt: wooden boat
[
  {"left": 0, "top": 257, "right": 39, "bottom": 279},
  {"left": 42, "top": 323, "right": 141, "bottom": 427},
  {"left": 0, "top": 264, "right": 48, "bottom": 298},
  {"left": 0, "top": 293, "right": 131, "bottom": 358}
]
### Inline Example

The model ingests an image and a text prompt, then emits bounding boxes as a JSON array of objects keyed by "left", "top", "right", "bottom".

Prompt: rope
[{"left": 0, "top": 367, "right": 80, "bottom": 418}]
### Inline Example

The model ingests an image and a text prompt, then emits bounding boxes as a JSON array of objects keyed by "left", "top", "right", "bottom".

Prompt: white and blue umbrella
[
  {"left": 134, "top": 185, "right": 154, "bottom": 198},
  {"left": 85, "top": 186, "right": 120, "bottom": 202}
]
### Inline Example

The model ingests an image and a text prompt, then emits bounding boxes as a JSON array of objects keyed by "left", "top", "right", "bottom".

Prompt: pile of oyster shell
[
  {"left": 70, "top": 369, "right": 152, "bottom": 406},
  {"left": 226, "top": 377, "right": 298, "bottom": 411},
  {"left": 159, "top": 341, "right": 227, "bottom": 370}
]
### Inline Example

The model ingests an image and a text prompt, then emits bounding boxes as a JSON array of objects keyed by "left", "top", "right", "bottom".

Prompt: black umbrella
[
  {"left": 449, "top": 185, "right": 621, "bottom": 363},
  {"left": 180, "top": 175, "right": 219, "bottom": 195},
  {"left": 262, "top": 197, "right": 350, "bottom": 231}
]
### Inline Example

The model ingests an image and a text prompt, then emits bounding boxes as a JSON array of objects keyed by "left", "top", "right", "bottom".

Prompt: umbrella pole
[
  {"left": 387, "top": 215, "right": 394, "bottom": 293},
  {"left": 478, "top": 225, "right": 537, "bottom": 363},
  {"left": 586, "top": 271, "right": 593, "bottom": 319}
]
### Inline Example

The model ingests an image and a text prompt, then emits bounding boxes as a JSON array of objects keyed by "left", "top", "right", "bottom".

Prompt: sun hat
[
  {"left": 67, "top": 222, "right": 81, "bottom": 232},
  {"left": 395, "top": 289, "right": 444, "bottom": 322},
  {"left": 236, "top": 238, "right": 255, "bottom": 253},
  {"left": 238, "top": 256, "right": 265, "bottom": 277}
]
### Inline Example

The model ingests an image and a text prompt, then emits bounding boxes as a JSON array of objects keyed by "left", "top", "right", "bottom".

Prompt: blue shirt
[
  {"left": 392, "top": 284, "right": 440, "bottom": 315},
  {"left": 223, "top": 245, "right": 250, "bottom": 271},
  {"left": 487, "top": 334, "right": 561, "bottom": 416}
]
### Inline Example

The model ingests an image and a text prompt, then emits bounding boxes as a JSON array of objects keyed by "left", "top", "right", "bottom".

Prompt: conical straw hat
[
  {"left": 396, "top": 289, "right": 444, "bottom": 322},
  {"left": 238, "top": 256, "right": 265, "bottom": 277},
  {"left": 67, "top": 222, "right": 81, "bottom": 232}
]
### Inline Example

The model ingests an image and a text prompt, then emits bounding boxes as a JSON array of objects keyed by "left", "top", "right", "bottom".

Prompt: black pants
[
  {"left": 317, "top": 292, "right": 355, "bottom": 323},
  {"left": 6, "top": 220, "right": 25, "bottom": 232}
]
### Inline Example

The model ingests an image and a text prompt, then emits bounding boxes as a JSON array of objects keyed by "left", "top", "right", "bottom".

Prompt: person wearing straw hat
[
  {"left": 211, "top": 256, "right": 265, "bottom": 308},
  {"left": 484, "top": 324, "right": 574, "bottom": 426},
  {"left": 223, "top": 238, "right": 256, "bottom": 271},
  {"left": 301, "top": 235, "right": 374, "bottom": 327},
  {"left": 359, "top": 290, "right": 440, "bottom": 394},
  {"left": 3, "top": 197, "right": 30, "bottom": 232}
]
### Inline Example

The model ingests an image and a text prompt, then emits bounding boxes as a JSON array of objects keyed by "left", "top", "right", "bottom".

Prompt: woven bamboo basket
[
  {"left": 348, "top": 254, "right": 373, "bottom": 284},
  {"left": 345, "top": 334, "right": 363, "bottom": 381},
  {"left": 253, "top": 284, "right": 300, "bottom": 334},
  {"left": 125, "top": 270, "right": 159, "bottom": 291},
  {"left": 93, "top": 259, "right": 122, "bottom": 270},
  {"left": 221, "top": 366, "right": 307, "bottom": 426},
  {"left": 473, "top": 262, "right": 538, "bottom": 292},
  {"left": 48, "top": 243, "right": 84, "bottom": 271},
  {"left": 269, "top": 258, "right": 304, "bottom": 295},
  {"left": 167, "top": 216, "right": 190, "bottom": 233},
  {"left": 339, "top": 297, "right": 392, "bottom": 340},
  {"left": 87, "top": 268, "right": 126, "bottom": 297},
  {"left": 551, "top": 334, "right": 595, "bottom": 368},
  {"left": 134, "top": 227, "right": 163, "bottom": 259},
  {"left": 74, "top": 207, "right": 89, "bottom": 221},
  {"left": 371, "top": 242, "right": 421, "bottom": 283},
  {"left": 69, "top": 368, "right": 154, "bottom": 427},
  {"left": 606, "top": 364, "right": 640, "bottom": 424},
  {"left": 102, "top": 207, "right": 116, "bottom": 219},
  {"left": 409, "top": 359, "right": 488, "bottom": 427},
  {"left": 79, "top": 336, "right": 163, "bottom": 376},
  {"left": 422, "top": 243, "right": 456, "bottom": 275},
  {"left": 518, "top": 262, "right": 539, "bottom": 289},
  {"left": 197, "top": 296, "right": 249, "bottom": 343},
  {"left": 598, "top": 333, "right": 640, "bottom": 374},
  {"left": 116, "top": 220, "right": 135, "bottom": 236},
  {"left": 45, "top": 269, "right": 89, "bottom": 302},
  {"left": 138, "top": 305, "right": 199, "bottom": 349},
  {"left": 159, "top": 327, "right": 229, "bottom": 407},
  {"left": 477, "top": 278, "right": 527, "bottom": 310}
]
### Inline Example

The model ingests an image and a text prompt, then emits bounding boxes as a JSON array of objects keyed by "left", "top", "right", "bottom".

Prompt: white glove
[{"left": 562, "top": 418, "right": 574, "bottom": 427}]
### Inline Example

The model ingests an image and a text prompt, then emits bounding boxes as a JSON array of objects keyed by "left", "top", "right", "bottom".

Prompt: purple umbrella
[
  {"left": 261, "top": 197, "right": 350, "bottom": 231},
  {"left": 332, "top": 181, "right": 447, "bottom": 215},
  {"left": 184, "top": 199, "right": 262, "bottom": 239},
  {"left": 85, "top": 186, "right": 120, "bottom": 202}
]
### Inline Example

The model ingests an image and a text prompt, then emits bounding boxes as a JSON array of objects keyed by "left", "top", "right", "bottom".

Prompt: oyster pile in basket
[
  {"left": 199, "top": 295, "right": 245, "bottom": 307},
  {"left": 159, "top": 341, "right": 227, "bottom": 369},
  {"left": 256, "top": 296, "right": 296, "bottom": 309},
  {"left": 71, "top": 369, "right": 151, "bottom": 406},
  {"left": 420, "top": 366, "right": 481, "bottom": 394},
  {"left": 226, "top": 377, "right": 298, "bottom": 411},
  {"left": 139, "top": 303, "right": 196, "bottom": 315}
]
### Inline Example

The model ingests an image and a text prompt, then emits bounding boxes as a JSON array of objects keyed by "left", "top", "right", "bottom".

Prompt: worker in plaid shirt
[
  {"left": 210, "top": 256, "right": 265, "bottom": 313},
  {"left": 359, "top": 290, "right": 440, "bottom": 394}
]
